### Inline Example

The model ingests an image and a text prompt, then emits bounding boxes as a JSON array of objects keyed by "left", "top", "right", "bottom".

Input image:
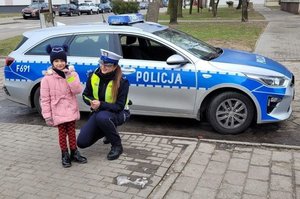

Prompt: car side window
[
  {"left": 69, "top": 34, "right": 110, "bottom": 57},
  {"left": 26, "top": 36, "right": 69, "bottom": 55},
  {"left": 120, "top": 35, "right": 176, "bottom": 61}
]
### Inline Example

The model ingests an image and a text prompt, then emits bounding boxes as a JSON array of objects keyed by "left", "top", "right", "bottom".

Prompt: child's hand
[
  {"left": 45, "top": 118, "right": 54, "bottom": 126},
  {"left": 62, "top": 68, "right": 69, "bottom": 73}
]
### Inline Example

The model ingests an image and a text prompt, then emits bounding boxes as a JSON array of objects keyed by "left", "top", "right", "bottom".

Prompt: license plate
[
  {"left": 61, "top": 12, "right": 66, "bottom": 14},
  {"left": 25, "top": 14, "right": 31, "bottom": 16}
]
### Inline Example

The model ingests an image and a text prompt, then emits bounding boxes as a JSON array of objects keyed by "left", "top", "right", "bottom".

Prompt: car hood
[
  {"left": 23, "top": 7, "right": 35, "bottom": 12},
  {"left": 59, "top": 7, "right": 69, "bottom": 11},
  {"left": 211, "top": 48, "right": 292, "bottom": 78}
]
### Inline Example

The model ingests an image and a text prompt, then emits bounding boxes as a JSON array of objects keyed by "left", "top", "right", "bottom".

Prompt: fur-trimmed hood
[{"left": 42, "top": 65, "right": 75, "bottom": 76}]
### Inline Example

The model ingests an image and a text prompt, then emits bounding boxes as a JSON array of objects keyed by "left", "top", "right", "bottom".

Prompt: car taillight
[{"left": 5, "top": 57, "right": 15, "bottom": 67}]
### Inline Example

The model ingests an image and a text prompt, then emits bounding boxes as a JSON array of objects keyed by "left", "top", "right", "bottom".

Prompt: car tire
[
  {"left": 23, "top": 15, "right": 28, "bottom": 19},
  {"left": 88, "top": 10, "right": 92, "bottom": 15},
  {"left": 78, "top": 11, "right": 80, "bottom": 16},
  {"left": 33, "top": 87, "right": 42, "bottom": 115},
  {"left": 69, "top": 12, "right": 73, "bottom": 17},
  {"left": 206, "top": 91, "right": 254, "bottom": 135}
]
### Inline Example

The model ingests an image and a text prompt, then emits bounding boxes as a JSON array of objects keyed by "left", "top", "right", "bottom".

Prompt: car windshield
[
  {"left": 29, "top": 3, "right": 43, "bottom": 8},
  {"left": 153, "top": 28, "right": 221, "bottom": 60},
  {"left": 60, "top": 4, "right": 69, "bottom": 8}
]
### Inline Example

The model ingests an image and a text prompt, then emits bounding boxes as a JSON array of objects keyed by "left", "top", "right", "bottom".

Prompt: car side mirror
[{"left": 166, "top": 54, "right": 189, "bottom": 65}]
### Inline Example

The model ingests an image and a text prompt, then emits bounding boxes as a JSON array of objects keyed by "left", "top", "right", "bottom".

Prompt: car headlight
[{"left": 246, "top": 74, "right": 288, "bottom": 87}]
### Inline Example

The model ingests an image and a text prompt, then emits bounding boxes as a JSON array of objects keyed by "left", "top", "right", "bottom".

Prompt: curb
[{"left": 199, "top": 138, "right": 300, "bottom": 150}]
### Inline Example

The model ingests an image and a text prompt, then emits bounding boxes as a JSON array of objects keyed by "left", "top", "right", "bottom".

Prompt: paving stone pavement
[
  {"left": 0, "top": 122, "right": 198, "bottom": 199},
  {"left": 1, "top": 122, "right": 300, "bottom": 199}
]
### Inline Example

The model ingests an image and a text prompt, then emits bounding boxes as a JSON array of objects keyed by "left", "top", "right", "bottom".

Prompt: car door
[{"left": 118, "top": 34, "right": 197, "bottom": 117}]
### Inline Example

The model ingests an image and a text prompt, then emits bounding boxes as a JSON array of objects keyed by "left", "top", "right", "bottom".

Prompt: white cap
[{"left": 100, "top": 49, "right": 123, "bottom": 65}]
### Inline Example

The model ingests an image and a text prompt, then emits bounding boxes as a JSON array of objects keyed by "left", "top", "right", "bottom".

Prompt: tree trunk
[
  {"left": 189, "top": 0, "right": 194, "bottom": 14},
  {"left": 170, "top": 0, "right": 178, "bottom": 24},
  {"left": 146, "top": 1, "right": 160, "bottom": 22},
  {"left": 178, "top": 0, "right": 183, "bottom": 17},
  {"left": 241, "top": 0, "right": 248, "bottom": 22},
  {"left": 236, "top": 0, "right": 242, "bottom": 9}
]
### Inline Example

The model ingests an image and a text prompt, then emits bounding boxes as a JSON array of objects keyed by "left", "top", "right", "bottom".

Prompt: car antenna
[{"left": 102, "top": 14, "right": 106, "bottom": 23}]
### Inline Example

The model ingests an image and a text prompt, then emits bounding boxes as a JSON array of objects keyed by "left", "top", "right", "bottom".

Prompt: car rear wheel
[
  {"left": 206, "top": 91, "right": 254, "bottom": 135},
  {"left": 33, "top": 87, "right": 42, "bottom": 115}
]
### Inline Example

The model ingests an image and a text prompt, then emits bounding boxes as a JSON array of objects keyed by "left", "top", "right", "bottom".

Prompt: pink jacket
[{"left": 40, "top": 66, "right": 82, "bottom": 126}]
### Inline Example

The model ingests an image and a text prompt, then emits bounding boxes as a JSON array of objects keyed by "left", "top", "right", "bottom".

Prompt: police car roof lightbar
[{"left": 108, "top": 13, "right": 144, "bottom": 25}]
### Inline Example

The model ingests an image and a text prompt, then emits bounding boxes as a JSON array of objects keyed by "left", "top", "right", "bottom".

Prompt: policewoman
[{"left": 77, "top": 49, "right": 130, "bottom": 160}]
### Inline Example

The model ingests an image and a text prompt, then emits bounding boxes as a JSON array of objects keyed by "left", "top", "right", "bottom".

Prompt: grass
[
  {"left": 158, "top": 7, "right": 265, "bottom": 20},
  {"left": 0, "top": 36, "right": 22, "bottom": 57},
  {"left": 166, "top": 21, "right": 267, "bottom": 51},
  {"left": 0, "top": 13, "right": 20, "bottom": 18}
]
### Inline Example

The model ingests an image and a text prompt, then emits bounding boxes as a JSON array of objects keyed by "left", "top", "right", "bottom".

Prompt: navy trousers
[{"left": 77, "top": 110, "right": 130, "bottom": 148}]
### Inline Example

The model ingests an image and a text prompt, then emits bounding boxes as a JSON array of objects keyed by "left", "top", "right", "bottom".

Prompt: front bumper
[{"left": 255, "top": 80, "right": 294, "bottom": 123}]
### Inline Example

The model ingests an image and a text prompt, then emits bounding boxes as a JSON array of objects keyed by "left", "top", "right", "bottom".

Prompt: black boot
[
  {"left": 62, "top": 150, "right": 71, "bottom": 168},
  {"left": 70, "top": 149, "right": 87, "bottom": 164},
  {"left": 107, "top": 145, "right": 123, "bottom": 160},
  {"left": 103, "top": 137, "right": 110, "bottom": 144}
]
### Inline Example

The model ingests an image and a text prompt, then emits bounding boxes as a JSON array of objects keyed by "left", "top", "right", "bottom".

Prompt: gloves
[{"left": 45, "top": 118, "right": 54, "bottom": 126}]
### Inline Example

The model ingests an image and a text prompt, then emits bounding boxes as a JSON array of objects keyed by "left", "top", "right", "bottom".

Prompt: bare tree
[
  {"left": 169, "top": 0, "right": 178, "bottom": 24},
  {"left": 189, "top": 0, "right": 194, "bottom": 14},
  {"left": 178, "top": 0, "right": 183, "bottom": 17},
  {"left": 236, "top": 0, "right": 242, "bottom": 9},
  {"left": 197, "top": 0, "right": 203, "bottom": 13},
  {"left": 241, "top": 0, "right": 248, "bottom": 22},
  {"left": 210, "top": 0, "right": 219, "bottom": 17}
]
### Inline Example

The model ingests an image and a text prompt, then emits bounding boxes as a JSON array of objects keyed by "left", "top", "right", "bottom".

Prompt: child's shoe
[
  {"left": 70, "top": 149, "right": 87, "bottom": 164},
  {"left": 62, "top": 150, "right": 71, "bottom": 168}
]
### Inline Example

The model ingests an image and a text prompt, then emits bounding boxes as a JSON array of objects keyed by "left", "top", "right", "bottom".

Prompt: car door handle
[{"left": 122, "top": 68, "right": 136, "bottom": 74}]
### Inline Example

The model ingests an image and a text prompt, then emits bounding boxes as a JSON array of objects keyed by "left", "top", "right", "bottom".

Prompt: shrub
[
  {"left": 112, "top": 0, "right": 139, "bottom": 14},
  {"left": 226, "top": 1, "right": 234, "bottom": 7}
]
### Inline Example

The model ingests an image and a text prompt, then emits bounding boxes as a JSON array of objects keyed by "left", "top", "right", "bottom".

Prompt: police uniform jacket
[{"left": 82, "top": 68, "right": 129, "bottom": 113}]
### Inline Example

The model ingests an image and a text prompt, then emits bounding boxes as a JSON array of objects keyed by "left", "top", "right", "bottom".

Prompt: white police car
[{"left": 3, "top": 14, "right": 294, "bottom": 134}]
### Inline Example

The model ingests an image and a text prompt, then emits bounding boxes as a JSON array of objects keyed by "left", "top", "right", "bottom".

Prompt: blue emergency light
[{"left": 108, "top": 13, "right": 144, "bottom": 25}]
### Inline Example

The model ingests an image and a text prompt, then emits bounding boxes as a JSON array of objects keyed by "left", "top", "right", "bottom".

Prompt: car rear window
[
  {"left": 25, "top": 36, "right": 69, "bottom": 55},
  {"left": 14, "top": 36, "right": 28, "bottom": 51}
]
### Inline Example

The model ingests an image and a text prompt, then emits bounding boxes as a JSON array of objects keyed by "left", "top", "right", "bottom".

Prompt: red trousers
[{"left": 57, "top": 121, "right": 77, "bottom": 151}]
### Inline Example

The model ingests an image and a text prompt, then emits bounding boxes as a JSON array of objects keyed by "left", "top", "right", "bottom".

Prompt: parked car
[
  {"left": 78, "top": 2, "right": 99, "bottom": 15},
  {"left": 58, "top": 4, "right": 80, "bottom": 16},
  {"left": 21, "top": 2, "right": 51, "bottom": 19},
  {"left": 3, "top": 14, "right": 295, "bottom": 135},
  {"left": 139, "top": 1, "right": 149, "bottom": 9},
  {"left": 98, "top": 2, "right": 112, "bottom": 13}
]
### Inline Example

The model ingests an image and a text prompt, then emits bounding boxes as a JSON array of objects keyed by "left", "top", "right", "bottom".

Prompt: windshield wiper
[
  {"left": 204, "top": 52, "right": 219, "bottom": 60},
  {"left": 204, "top": 47, "right": 222, "bottom": 61}
]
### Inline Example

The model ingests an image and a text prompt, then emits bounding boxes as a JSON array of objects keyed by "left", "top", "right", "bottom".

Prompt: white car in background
[{"left": 78, "top": 2, "right": 99, "bottom": 15}]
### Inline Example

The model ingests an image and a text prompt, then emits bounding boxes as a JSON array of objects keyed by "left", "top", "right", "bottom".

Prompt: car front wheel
[{"left": 206, "top": 91, "right": 254, "bottom": 135}]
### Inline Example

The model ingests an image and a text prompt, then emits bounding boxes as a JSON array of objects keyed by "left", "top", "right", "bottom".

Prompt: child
[{"left": 40, "top": 45, "right": 87, "bottom": 168}]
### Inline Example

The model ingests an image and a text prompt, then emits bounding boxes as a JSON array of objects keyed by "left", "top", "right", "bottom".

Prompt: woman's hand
[{"left": 91, "top": 100, "right": 101, "bottom": 110}]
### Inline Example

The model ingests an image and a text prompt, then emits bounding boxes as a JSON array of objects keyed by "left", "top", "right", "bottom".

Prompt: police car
[{"left": 3, "top": 14, "right": 295, "bottom": 135}]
